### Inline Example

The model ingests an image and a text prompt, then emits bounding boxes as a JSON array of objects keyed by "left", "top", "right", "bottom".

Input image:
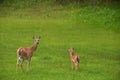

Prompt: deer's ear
[
  {"left": 33, "top": 36, "right": 35, "bottom": 39},
  {"left": 39, "top": 36, "right": 41, "bottom": 39},
  {"left": 72, "top": 48, "right": 74, "bottom": 50}
]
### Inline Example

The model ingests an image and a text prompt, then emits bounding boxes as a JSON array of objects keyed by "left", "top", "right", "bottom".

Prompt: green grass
[{"left": 0, "top": 4, "right": 120, "bottom": 80}]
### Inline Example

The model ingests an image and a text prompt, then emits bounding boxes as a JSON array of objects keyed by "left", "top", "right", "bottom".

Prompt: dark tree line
[
  {"left": 0, "top": 0, "right": 119, "bottom": 5},
  {"left": 55, "top": 0, "right": 120, "bottom": 4},
  {"left": 0, "top": 0, "right": 4, "bottom": 4}
]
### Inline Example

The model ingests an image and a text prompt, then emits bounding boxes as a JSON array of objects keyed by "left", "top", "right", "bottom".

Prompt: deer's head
[
  {"left": 68, "top": 48, "right": 74, "bottom": 54},
  {"left": 33, "top": 36, "right": 41, "bottom": 45}
]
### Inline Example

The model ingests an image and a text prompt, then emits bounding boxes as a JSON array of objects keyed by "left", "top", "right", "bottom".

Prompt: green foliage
[{"left": 75, "top": 6, "right": 120, "bottom": 32}]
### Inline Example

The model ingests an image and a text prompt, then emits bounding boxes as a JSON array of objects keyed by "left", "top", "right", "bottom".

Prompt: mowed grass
[{"left": 0, "top": 6, "right": 120, "bottom": 80}]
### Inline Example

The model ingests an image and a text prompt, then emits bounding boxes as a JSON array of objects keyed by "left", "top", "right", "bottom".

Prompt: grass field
[{"left": 0, "top": 3, "right": 120, "bottom": 80}]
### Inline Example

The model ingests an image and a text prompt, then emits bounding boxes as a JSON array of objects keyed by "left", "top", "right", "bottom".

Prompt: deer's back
[{"left": 17, "top": 47, "right": 33, "bottom": 58}]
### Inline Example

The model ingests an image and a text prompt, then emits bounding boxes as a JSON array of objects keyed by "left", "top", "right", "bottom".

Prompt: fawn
[
  {"left": 68, "top": 48, "right": 80, "bottom": 70},
  {"left": 16, "top": 36, "right": 41, "bottom": 72}
]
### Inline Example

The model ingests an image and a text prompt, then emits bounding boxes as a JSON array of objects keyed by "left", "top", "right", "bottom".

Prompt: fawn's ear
[
  {"left": 33, "top": 36, "right": 35, "bottom": 39},
  {"left": 72, "top": 48, "right": 74, "bottom": 50},
  {"left": 38, "top": 36, "right": 41, "bottom": 39}
]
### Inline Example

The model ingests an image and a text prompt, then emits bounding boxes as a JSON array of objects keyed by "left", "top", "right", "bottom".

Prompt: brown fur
[
  {"left": 69, "top": 48, "right": 80, "bottom": 70},
  {"left": 16, "top": 36, "right": 41, "bottom": 72}
]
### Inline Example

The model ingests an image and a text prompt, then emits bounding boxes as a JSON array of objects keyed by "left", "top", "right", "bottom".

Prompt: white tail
[
  {"left": 16, "top": 36, "right": 41, "bottom": 72},
  {"left": 68, "top": 48, "right": 80, "bottom": 70}
]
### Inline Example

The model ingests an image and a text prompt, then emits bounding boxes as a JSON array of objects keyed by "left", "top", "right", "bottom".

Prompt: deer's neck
[
  {"left": 70, "top": 52, "right": 74, "bottom": 57},
  {"left": 31, "top": 43, "right": 38, "bottom": 52}
]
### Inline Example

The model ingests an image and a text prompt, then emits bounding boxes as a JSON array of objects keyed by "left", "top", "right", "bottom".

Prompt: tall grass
[{"left": 0, "top": 1, "right": 120, "bottom": 32}]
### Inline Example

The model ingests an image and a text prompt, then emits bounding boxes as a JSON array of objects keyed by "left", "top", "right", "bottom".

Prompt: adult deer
[
  {"left": 16, "top": 36, "right": 41, "bottom": 72},
  {"left": 68, "top": 48, "right": 80, "bottom": 70}
]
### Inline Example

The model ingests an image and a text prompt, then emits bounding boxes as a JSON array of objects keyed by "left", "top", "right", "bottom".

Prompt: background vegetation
[{"left": 0, "top": 0, "right": 120, "bottom": 80}]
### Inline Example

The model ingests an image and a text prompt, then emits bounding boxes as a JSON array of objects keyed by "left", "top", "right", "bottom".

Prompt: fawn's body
[
  {"left": 69, "top": 48, "right": 80, "bottom": 70},
  {"left": 16, "top": 36, "right": 41, "bottom": 72}
]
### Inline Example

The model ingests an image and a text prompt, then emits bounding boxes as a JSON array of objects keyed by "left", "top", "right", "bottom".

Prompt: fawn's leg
[
  {"left": 16, "top": 57, "right": 21, "bottom": 72},
  {"left": 75, "top": 63, "right": 79, "bottom": 71},
  {"left": 71, "top": 61, "right": 74, "bottom": 70},
  {"left": 20, "top": 59, "right": 24, "bottom": 72}
]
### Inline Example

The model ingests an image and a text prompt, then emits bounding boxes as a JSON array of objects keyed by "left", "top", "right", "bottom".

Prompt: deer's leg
[
  {"left": 75, "top": 63, "right": 79, "bottom": 71},
  {"left": 71, "top": 61, "right": 74, "bottom": 70},
  {"left": 20, "top": 59, "right": 24, "bottom": 72},
  {"left": 27, "top": 58, "right": 31, "bottom": 72},
  {"left": 16, "top": 57, "right": 21, "bottom": 72}
]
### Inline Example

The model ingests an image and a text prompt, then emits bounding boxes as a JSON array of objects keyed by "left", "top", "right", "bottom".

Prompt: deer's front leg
[
  {"left": 21, "top": 59, "right": 24, "bottom": 72},
  {"left": 16, "top": 58, "right": 21, "bottom": 72},
  {"left": 71, "top": 61, "right": 74, "bottom": 70},
  {"left": 27, "top": 58, "right": 31, "bottom": 72},
  {"left": 75, "top": 63, "right": 79, "bottom": 71}
]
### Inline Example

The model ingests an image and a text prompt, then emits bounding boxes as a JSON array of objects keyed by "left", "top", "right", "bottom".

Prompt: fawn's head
[
  {"left": 33, "top": 36, "right": 41, "bottom": 45},
  {"left": 68, "top": 48, "right": 74, "bottom": 54}
]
